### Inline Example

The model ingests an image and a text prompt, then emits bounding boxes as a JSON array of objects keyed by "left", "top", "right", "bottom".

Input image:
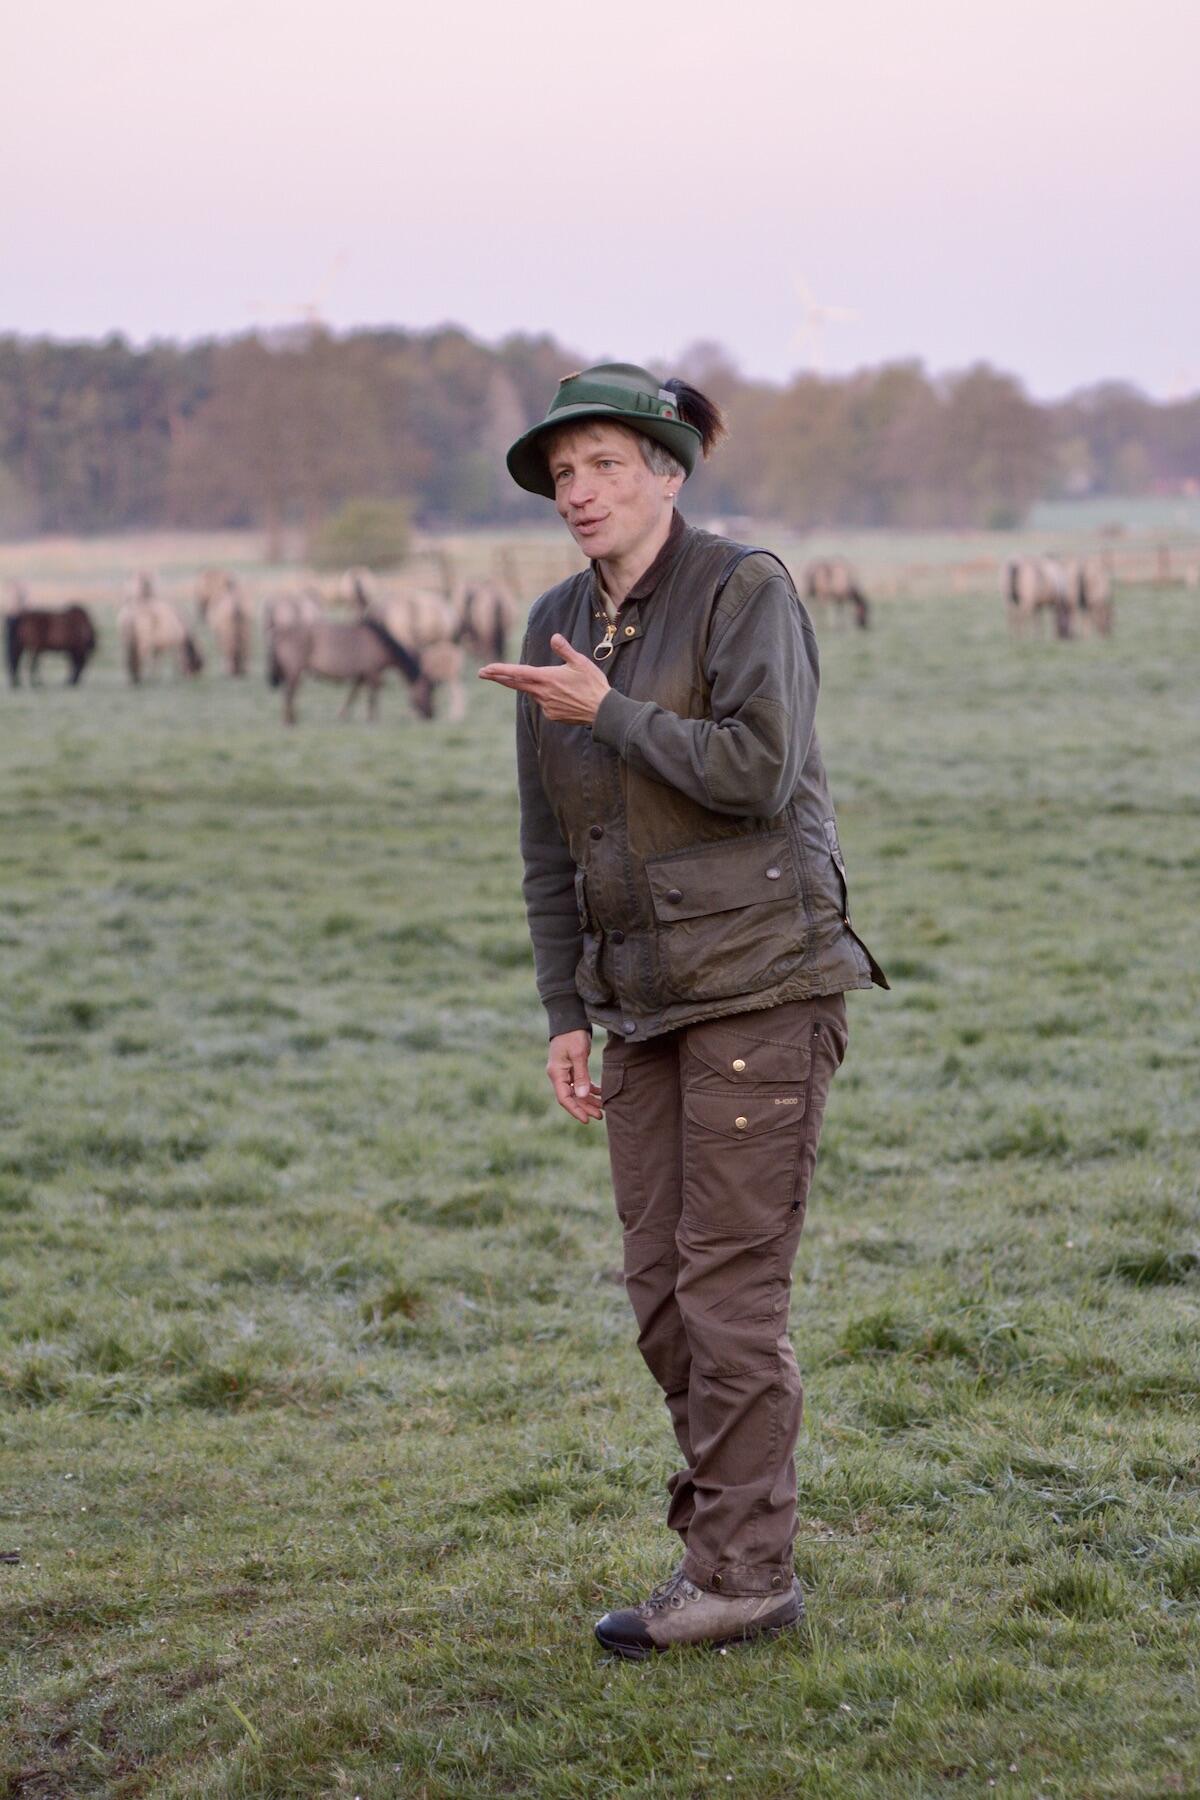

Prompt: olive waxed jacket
[{"left": 516, "top": 514, "right": 887, "bottom": 1042}]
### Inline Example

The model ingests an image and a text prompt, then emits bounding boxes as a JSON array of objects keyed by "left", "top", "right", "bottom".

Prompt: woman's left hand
[{"left": 479, "top": 633, "right": 610, "bottom": 724}]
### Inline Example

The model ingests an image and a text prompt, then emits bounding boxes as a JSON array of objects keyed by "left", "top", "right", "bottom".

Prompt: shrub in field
[{"left": 308, "top": 498, "right": 411, "bottom": 572}]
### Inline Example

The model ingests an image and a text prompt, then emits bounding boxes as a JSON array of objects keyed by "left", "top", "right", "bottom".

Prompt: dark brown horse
[{"left": 7, "top": 606, "right": 97, "bottom": 686}]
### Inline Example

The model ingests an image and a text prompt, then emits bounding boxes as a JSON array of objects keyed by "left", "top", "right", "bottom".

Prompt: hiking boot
[{"left": 594, "top": 1572, "right": 804, "bottom": 1661}]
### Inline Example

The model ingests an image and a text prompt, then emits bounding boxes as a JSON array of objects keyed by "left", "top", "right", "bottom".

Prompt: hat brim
[{"left": 506, "top": 405, "right": 703, "bottom": 499}]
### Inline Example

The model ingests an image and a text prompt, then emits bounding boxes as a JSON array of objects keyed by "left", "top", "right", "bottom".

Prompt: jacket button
[
  {"left": 610, "top": 930, "right": 625, "bottom": 945},
  {"left": 732, "top": 1058, "right": 746, "bottom": 1072},
  {"left": 623, "top": 1020, "right": 637, "bottom": 1035},
  {"left": 711, "top": 1573, "right": 723, "bottom": 1590},
  {"left": 589, "top": 824, "right": 603, "bottom": 840},
  {"left": 623, "top": 624, "right": 636, "bottom": 637},
  {"left": 771, "top": 1574, "right": 783, "bottom": 1590},
  {"left": 665, "top": 887, "right": 683, "bottom": 904},
  {"left": 765, "top": 866, "right": 781, "bottom": 880},
  {"left": 734, "top": 1116, "right": 748, "bottom": 1131}
]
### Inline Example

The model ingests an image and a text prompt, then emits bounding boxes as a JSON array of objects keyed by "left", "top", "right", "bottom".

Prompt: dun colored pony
[
  {"left": 196, "top": 569, "right": 253, "bottom": 675},
  {"left": 375, "top": 592, "right": 465, "bottom": 721},
  {"left": 118, "top": 597, "right": 204, "bottom": 682},
  {"left": 1005, "top": 556, "right": 1072, "bottom": 638},
  {"left": 263, "top": 587, "right": 325, "bottom": 643},
  {"left": 1073, "top": 554, "right": 1115, "bottom": 637},
  {"left": 267, "top": 616, "right": 433, "bottom": 726},
  {"left": 6, "top": 606, "right": 97, "bottom": 686},
  {"left": 341, "top": 571, "right": 456, "bottom": 646},
  {"left": 803, "top": 558, "right": 870, "bottom": 630},
  {"left": 454, "top": 578, "right": 518, "bottom": 661}
]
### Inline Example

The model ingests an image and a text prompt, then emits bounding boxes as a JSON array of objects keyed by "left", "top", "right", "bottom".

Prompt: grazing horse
[
  {"left": 196, "top": 568, "right": 253, "bottom": 675},
  {"left": 803, "top": 558, "right": 870, "bottom": 630},
  {"left": 336, "top": 571, "right": 466, "bottom": 721},
  {"left": 454, "top": 578, "right": 518, "bottom": 662},
  {"left": 6, "top": 605, "right": 97, "bottom": 687},
  {"left": 342, "top": 574, "right": 456, "bottom": 646},
  {"left": 378, "top": 591, "right": 466, "bottom": 721},
  {"left": 267, "top": 616, "right": 434, "bottom": 726},
  {"left": 263, "top": 586, "right": 325, "bottom": 642},
  {"left": 117, "top": 597, "right": 204, "bottom": 682},
  {"left": 1074, "top": 554, "right": 1115, "bottom": 638},
  {"left": 1005, "top": 556, "right": 1071, "bottom": 638},
  {"left": 379, "top": 588, "right": 455, "bottom": 645}
]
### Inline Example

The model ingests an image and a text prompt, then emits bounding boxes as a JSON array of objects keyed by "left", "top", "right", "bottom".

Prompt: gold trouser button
[
  {"left": 732, "top": 1058, "right": 746, "bottom": 1072},
  {"left": 734, "top": 1116, "right": 748, "bottom": 1130}
]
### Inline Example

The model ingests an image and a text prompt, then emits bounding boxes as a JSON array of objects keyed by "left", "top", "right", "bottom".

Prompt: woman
[{"left": 481, "top": 362, "right": 887, "bottom": 1659}]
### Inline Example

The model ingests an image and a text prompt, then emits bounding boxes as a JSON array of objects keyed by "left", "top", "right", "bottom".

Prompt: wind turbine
[
  {"left": 790, "top": 272, "right": 859, "bottom": 374},
  {"left": 247, "top": 251, "right": 351, "bottom": 342},
  {"left": 295, "top": 251, "right": 350, "bottom": 336}
]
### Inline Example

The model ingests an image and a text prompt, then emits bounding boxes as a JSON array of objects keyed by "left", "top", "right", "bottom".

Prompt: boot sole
[{"left": 595, "top": 1600, "right": 803, "bottom": 1662}]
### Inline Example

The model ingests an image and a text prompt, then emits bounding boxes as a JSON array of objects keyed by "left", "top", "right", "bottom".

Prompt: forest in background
[{"left": 2, "top": 325, "right": 1198, "bottom": 540}]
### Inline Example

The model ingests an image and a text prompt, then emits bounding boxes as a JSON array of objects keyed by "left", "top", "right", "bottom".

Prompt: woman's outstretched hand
[{"left": 479, "top": 634, "right": 610, "bottom": 725}]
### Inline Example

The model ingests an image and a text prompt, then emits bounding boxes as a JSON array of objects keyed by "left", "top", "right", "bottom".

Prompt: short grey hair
[{"left": 638, "top": 436, "right": 686, "bottom": 481}]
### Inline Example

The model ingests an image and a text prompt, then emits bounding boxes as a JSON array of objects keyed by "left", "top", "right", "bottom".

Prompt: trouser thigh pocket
[
  {"left": 677, "top": 1091, "right": 807, "bottom": 1377},
  {"left": 681, "top": 1089, "right": 807, "bottom": 1235}
]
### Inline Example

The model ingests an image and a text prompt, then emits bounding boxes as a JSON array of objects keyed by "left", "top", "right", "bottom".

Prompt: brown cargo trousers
[{"left": 599, "top": 992, "right": 848, "bottom": 1598}]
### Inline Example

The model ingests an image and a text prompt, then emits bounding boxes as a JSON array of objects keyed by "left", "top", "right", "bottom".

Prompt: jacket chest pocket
[{"left": 645, "top": 832, "right": 806, "bottom": 1003}]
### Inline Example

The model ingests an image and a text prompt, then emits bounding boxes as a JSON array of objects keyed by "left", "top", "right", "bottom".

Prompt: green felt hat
[{"left": 506, "top": 362, "right": 703, "bottom": 498}]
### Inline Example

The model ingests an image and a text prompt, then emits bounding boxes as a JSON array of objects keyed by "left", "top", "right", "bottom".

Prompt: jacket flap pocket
[
  {"left": 600, "top": 1063, "right": 626, "bottom": 1102},
  {"left": 646, "top": 834, "right": 797, "bottom": 923},
  {"left": 688, "top": 1026, "right": 812, "bottom": 1085},
  {"left": 684, "top": 1091, "right": 806, "bottom": 1140}
]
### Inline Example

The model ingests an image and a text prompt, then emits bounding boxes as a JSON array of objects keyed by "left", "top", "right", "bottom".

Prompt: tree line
[{"left": 1, "top": 326, "right": 1197, "bottom": 540}]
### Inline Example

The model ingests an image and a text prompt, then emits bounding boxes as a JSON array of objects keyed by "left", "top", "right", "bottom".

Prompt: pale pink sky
[{"left": 4, "top": 0, "right": 1197, "bottom": 396}]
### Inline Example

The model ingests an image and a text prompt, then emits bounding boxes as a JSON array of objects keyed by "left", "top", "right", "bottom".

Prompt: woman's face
[{"left": 546, "top": 422, "right": 674, "bottom": 563}]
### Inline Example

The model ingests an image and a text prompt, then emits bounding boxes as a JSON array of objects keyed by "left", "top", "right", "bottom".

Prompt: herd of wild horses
[
  {"left": 2, "top": 548, "right": 1114, "bottom": 720},
  {"left": 3, "top": 564, "right": 519, "bottom": 724}
]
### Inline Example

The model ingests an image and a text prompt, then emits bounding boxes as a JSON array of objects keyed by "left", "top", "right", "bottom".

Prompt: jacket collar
[{"left": 591, "top": 508, "right": 687, "bottom": 611}]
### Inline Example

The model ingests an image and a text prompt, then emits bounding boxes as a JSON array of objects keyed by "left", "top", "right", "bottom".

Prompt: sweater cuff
[
  {"left": 544, "top": 991, "right": 591, "bottom": 1039},
  {"left": 592, "top": 687, "right": 651, "bottom": 755}
]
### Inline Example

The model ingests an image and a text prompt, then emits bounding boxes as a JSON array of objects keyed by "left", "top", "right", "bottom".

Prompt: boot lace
[{"left": 637, "top": 1573, "right": 704, "bottom": 1619}]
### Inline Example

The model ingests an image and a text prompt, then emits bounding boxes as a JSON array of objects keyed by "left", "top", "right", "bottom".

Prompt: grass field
[{"left": 2, "top": 556, "right": 1198, "bottom": 1798}]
